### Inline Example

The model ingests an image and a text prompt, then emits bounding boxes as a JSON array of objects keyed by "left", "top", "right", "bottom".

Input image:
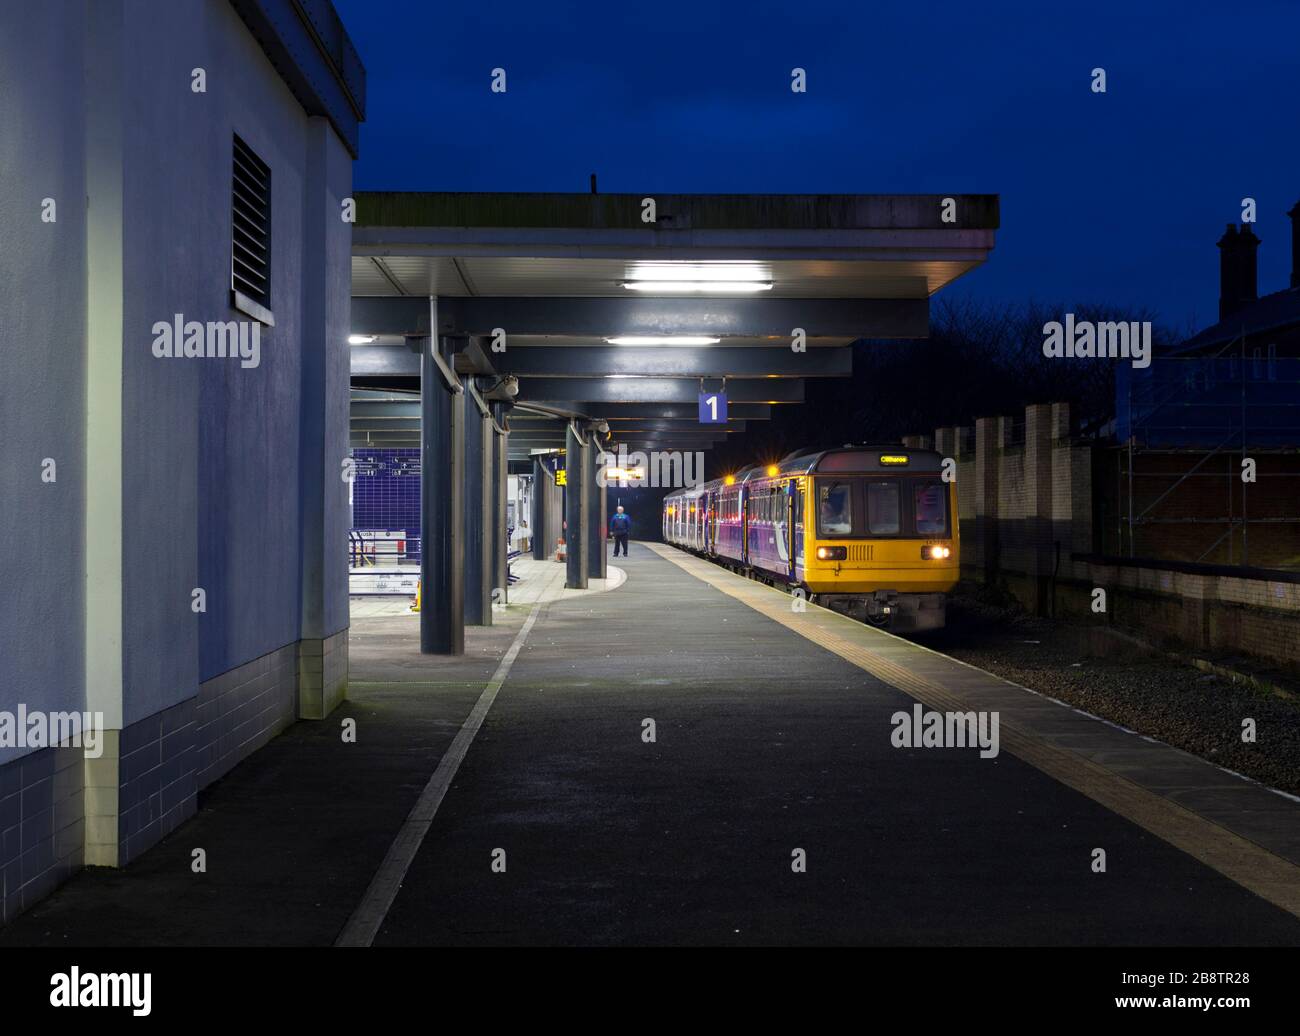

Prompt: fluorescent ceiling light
[
  {"left": 348, "top": 334, "right": 377, "bottom": 345},
  {"left": 605, "top": 335, "right": 721, "bottom": 346},
  {"left": 627, "top": 262, "right": 769, "bottom": 281},
  {"left": 622, "top": 281, "right": 772, "bottom": 293},
  {"left": 622, "top": 262, "right": 773, "bottom": 294}
]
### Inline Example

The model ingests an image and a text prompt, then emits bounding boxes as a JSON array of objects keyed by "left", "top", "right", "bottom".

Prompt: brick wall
[
  {"left": 1094, "top": 450, "right": 1300, "bottom": 567},
  {"left": 922, "top": 402, "right": 1300, "bottom": 673}
]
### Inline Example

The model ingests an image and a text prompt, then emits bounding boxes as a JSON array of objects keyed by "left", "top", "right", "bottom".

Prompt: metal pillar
[
  {"left": 586, "top": 439, "right": 605, "bottom": 578},
  {"left": 420, "top": 335, "right": 464, "bottom": 654},
  {"left": 531, "top": 456, "right": 547, "bottom": 560},
  {"left": 565, "top": 423, "right": 589, "bottom": 589},
  {"left": 463, "top": 381, "right": 493, "bottom": 625},
  {"left": 492, "top": 402, "right": 510, "bottom": 603}
]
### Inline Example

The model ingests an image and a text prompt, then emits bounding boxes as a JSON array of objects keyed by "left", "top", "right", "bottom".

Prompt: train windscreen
[
  {"left": 814, "top": 477, "right": 949, "bottom": 538},
  {"left": 817, "top": 481, "right": 853, "bottom": 535},
  {"left": 914, "top": 481, "right": 947, "bottom": 535}
]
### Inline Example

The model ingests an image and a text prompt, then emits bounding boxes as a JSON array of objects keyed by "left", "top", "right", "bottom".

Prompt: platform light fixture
[
  {"left": 348, "top": 334, "right": 377, "bottom": 345},
  {"left": 622, "top": 280, "right": 772, "bottom": 293},
  {"left": 622, "top": 262, "right": 773, "bottom": 294},
  {"left": 604, "top": 336, "right": 721, "bottom": 346}
]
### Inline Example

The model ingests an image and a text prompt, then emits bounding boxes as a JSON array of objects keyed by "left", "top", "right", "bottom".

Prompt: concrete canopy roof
[{"left": 348, "top": 191, "right": 998, "bottom": 458}]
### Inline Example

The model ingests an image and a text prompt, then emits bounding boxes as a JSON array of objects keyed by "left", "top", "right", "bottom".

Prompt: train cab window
[
  {"left": 818, "top": 481, "right": 853, "bottom": 535},
  {"left": 866, "top": 481, "right": 900, "bottom": 535},
  {"left": 914, "top": 480, "right": 947, "bottom": 535}
]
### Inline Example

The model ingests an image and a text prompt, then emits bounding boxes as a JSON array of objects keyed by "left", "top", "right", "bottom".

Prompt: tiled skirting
[
  {"left": 1, "top": 631, "right": 346, "bottom": 925},
  {"left": 196, "top": 642, "right": 298, "bottom": 789},
  {"left": 1, "top": 745, "right": 84, "bottom": 925},
  {"left": 298, "top": 629, "right": 348, "bottom": 720}
]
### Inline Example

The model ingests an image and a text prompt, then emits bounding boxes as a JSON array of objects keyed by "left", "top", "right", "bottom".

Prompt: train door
[
  {"left": 788, "top": 482, "right": 802, "bottom": 581},
  {"left": 740, "top": 485, "right": 749, "bottom": 566}
]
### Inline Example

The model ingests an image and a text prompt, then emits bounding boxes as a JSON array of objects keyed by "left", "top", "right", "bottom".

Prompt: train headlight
[
  {"left": 816, "top": 546, "right": 847, "bottom": 561},
  {"left": 921, "top": 545, "right": 951, "bottom": 560}
]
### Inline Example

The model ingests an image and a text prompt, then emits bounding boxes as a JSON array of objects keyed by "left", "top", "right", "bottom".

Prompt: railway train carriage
[{"left": 663, "top": 446, "right": 958, "bottom": 632}]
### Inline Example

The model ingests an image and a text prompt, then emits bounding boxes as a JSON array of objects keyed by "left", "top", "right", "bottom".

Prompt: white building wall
[{"left": 0, "top": 0, "right": 357, "bottom": 920}]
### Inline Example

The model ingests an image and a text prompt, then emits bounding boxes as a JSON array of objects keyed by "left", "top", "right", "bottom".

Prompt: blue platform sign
[{"left": 698, "top": 391, "right": 728, "bottom": 424}]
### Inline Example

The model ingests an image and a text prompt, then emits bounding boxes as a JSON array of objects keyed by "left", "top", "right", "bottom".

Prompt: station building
[{"left": 0, "top": 0, "right": 360, "bottom": 918}]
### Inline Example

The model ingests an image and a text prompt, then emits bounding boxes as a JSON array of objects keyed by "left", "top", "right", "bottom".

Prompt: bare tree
[{"left": 712, "top": 297, "right": 1177, "bottom": 472}]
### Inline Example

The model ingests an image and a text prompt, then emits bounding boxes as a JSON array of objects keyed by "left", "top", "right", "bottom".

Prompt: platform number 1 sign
[{"left": 699, "top": 391, "right": 727, "bottom": 424}]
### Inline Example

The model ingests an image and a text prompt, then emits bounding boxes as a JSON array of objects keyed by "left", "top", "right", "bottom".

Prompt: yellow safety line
[{"left": 647, "top": 542, "right": 1300, "bottom": 920}]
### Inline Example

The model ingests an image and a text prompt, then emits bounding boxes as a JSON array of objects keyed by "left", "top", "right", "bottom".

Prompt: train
[{"left": 662, "top": 445, "right": 958, "bottom": 632}]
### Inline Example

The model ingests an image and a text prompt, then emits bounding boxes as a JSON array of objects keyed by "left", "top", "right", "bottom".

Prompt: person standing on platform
[{"left": 609, "top": 505, "right": 631, "bottom": 557}]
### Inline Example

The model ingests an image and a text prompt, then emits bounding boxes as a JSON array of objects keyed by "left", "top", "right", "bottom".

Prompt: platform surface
[{"left": 3, "top": 542, "right": 1298, "bottom": 946}]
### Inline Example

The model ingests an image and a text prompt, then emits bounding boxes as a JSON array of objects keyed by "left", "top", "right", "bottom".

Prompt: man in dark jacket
[{"left": 610, "top": 506, "right": 631, "bottom": 557}]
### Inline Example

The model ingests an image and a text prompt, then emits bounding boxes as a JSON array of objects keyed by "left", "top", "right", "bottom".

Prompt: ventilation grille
[
  {"left": 847, "top": 544, "right": 874, "bottom": 562},
  {"left": 231, "top": 135, "right": 271, "bottom": 307}
]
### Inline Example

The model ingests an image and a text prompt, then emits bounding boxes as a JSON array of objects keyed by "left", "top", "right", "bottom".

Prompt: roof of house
[{"left": 1175, "top": 285, "right": 1300, "bottom": 355}]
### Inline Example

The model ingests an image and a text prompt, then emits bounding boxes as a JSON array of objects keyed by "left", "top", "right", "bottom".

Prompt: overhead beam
[
  {"left": 511, "top": 419, "right": 746, "bottom": 434},
  {"left": 510, "top": 432, "right": 729, "bottom": 445},
  {"left": 531, "top": 402, "right": 773, "bottom": 421},
  {"left": 441, "top": 297, "right": 925, "bottom": 339},
  {"left": 350, "top": 423, "right": 424, "bottom": 435},
  {"left": 352, "top": 295, "right": 927, "bottom": 339},
  {"left": 497, "top": 346, "right": 849, "bottom": 378},
  {"left": 519, "top": 378, "right": 803, "bottom": 404},
  {"left": 350, "top": 400, "right": 420, "bottom": 418},
  {"left": 355, "top": 343, "right": 848, "bottom": 379},
  {"left": 351, "top": 344, "right": 421, "bottom": 377}
]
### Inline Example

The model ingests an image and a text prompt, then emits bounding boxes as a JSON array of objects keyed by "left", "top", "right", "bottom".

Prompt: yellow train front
[{"left": 663, "top": 445, "right": 959, "bottom": 632}]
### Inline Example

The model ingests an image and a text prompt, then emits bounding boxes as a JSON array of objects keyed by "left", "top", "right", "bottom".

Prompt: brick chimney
[
  {"left": 1288, "top": 200, "right": 1300, "bottom": 289},
  {"left": 1217, "top": 222, "right": 1260, "bottom": 320}
]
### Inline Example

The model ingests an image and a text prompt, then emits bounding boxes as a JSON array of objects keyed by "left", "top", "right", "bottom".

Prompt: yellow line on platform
[{"left": 647, "top": 542, "right": 1300, "bottom": 920}]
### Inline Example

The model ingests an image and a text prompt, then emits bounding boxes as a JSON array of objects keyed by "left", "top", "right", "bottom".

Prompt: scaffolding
[{"left": 1115, "top": 336, "right": 1300, "bottom": 567}]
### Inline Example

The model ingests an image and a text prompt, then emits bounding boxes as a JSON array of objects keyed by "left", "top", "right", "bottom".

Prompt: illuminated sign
[
  {"left": 556, "top": 467, "right": 567, "bottom": 486},
  {"left": 879, "top": 454, "right": 910, "bottom": 466}
]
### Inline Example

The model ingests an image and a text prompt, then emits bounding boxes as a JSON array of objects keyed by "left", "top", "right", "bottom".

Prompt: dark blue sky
[{"left": 335, "top": 0, "right": 1300, "bottom": 331}]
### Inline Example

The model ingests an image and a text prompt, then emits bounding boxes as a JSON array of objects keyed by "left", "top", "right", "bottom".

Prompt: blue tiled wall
[{"left": 351, "top": 449, "right": 421, "bottom": 559}]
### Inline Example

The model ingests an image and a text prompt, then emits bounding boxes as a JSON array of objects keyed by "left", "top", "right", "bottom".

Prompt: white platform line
[{"left": 334, "top": 601, "right": 546, "bottom": 947}]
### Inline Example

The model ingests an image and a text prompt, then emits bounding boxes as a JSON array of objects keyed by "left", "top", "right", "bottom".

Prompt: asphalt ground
[
  {"left": 3, "top": 543, "right": 1299, "bottom": 946},
  {"left": 372, "top": 544, "right": 1300, "bottom": 946}
]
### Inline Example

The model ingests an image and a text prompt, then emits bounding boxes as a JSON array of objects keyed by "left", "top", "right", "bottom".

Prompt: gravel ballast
[{"left": 922, "top": 590, "right": 1300, "bottom": 798}]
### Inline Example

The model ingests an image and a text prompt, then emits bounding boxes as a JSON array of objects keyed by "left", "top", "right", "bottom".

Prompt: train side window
[
  {"left": 866, "top": 481, "right": 900, "bottom": 535},
  {"left": 913, "top": 480, "right": 947, "bottom": 535},
  {"left": 818, "top": 481, "right": 853, "bottom": 535}
]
